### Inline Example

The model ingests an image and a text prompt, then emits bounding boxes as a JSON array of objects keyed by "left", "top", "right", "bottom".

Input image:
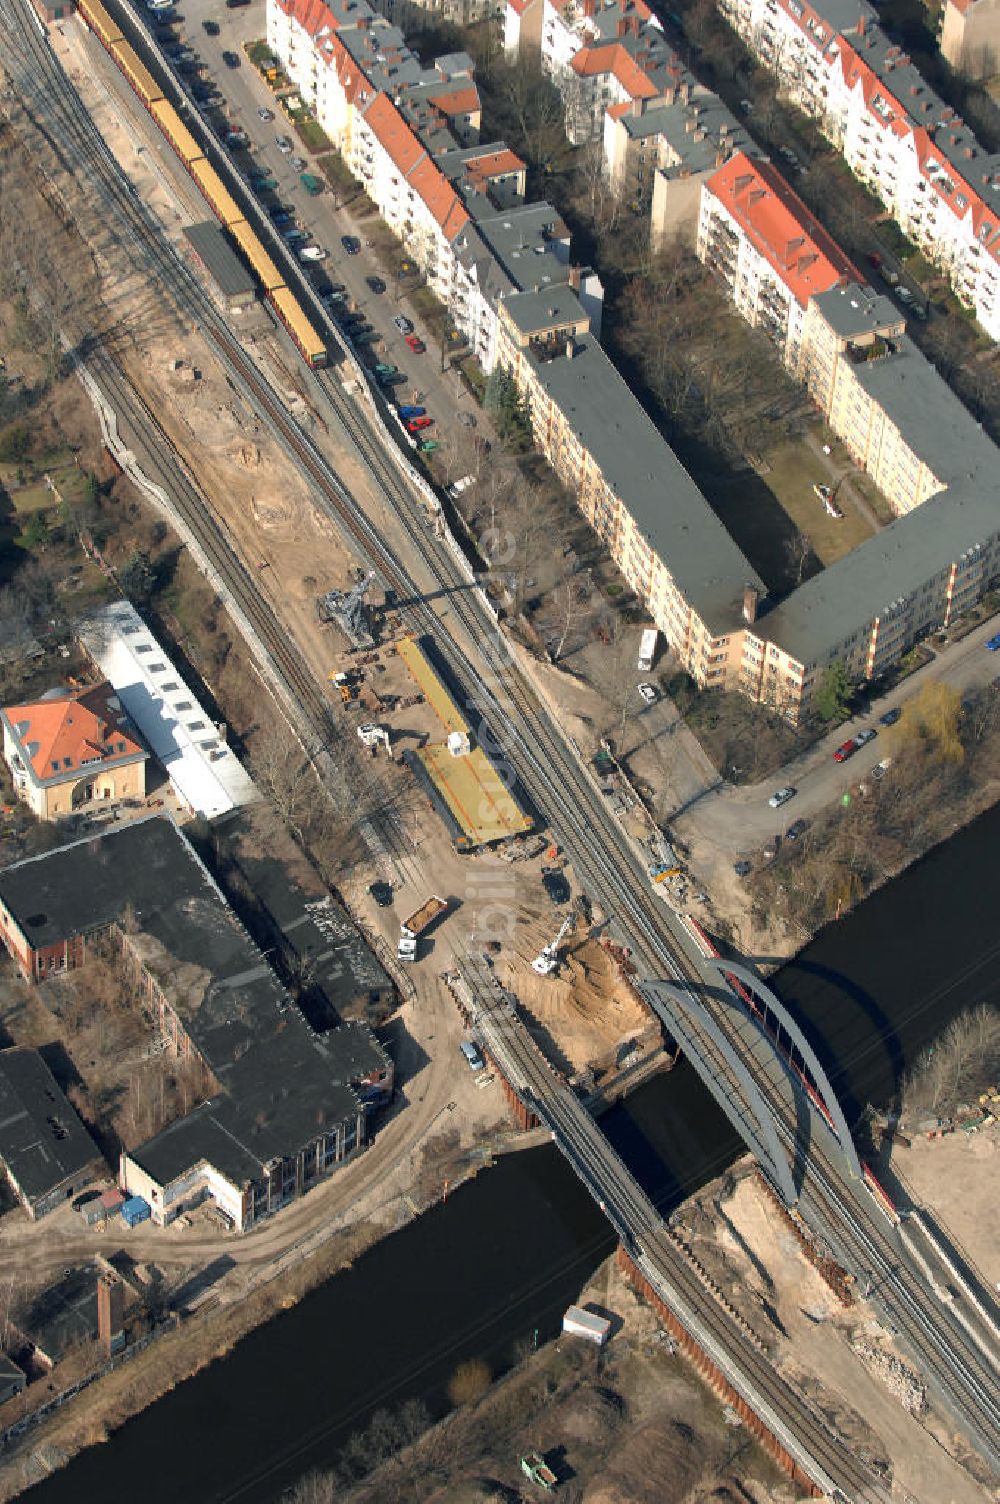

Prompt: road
[
  {"left": 4, "top": 0, "right": 1000, "bottom": 1486},
  {"left": 674, "top": 614, "right": 1000, "bottom": 865},
  {"left": 171, "top": 0, "right": 482, "bottom": 436}
]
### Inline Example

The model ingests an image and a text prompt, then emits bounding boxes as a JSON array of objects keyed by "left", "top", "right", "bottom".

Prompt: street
[{"left": 168, "top": 0, "right": 481, "bottom": 434}]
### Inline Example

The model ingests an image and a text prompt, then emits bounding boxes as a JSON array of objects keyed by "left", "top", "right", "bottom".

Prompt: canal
[{"left": 25, "top": 799, "right": 1000, "bottom": 1502}]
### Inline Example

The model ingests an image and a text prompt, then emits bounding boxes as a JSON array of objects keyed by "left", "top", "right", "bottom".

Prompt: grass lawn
[
  {"left": 10, "top": 484, "right": 51, "bottom": 514},
  {"left": 295, "top": 118, "right": 332, "bottom": 153},
  {"left": 762, "top": 438, "right": 876, "bottom": 566}
]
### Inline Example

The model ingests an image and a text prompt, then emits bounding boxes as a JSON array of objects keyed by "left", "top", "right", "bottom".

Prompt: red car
[
  {"left": 404, "top": 334, "right": 425, "bottom": 353},
  {"left": 406, "top": 416, "right": 433, "bottom": 432},
  {"left": 833, "top": 739, "right": 857, "bottom": 762}
]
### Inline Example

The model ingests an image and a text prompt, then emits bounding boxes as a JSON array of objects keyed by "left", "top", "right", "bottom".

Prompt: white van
[{"left": 460, "top": 1040, "right": 484, "bottom": 1071}]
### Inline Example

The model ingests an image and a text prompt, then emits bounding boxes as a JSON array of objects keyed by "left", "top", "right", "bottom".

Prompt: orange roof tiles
[
  {"left": 464, "top": 148, "right": 526, "bottom": 187},
  {"left": 363, "top": 92, "right": 426, "bottom": 175},
  {"left": 407, "top": 156, "right": 470, "bottom": 236},
  {"left": 428, "top": 86, "right": 482, "bottom": 118},
  {"left": 2, "top": 683, "right": 145, "bottom": 784},
  {"left": 570, "top": 42, "right": 658, "bottom": 100},
  {"left": 708, "top": 152, "right": 860, "bottom": 307}
]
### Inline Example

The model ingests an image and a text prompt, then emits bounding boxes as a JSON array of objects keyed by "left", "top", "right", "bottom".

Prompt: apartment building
[
  {"left": 940, "top": 0, "right": 1000, "bottom": 82},
  {"left": 698, "top": 152, "right": 858, "bottom": 370},
  {"left": 716, "top": 0, "right": 1000, "bottom": 339},
  {"left": 496, "top": 287, "right": 766, "bottom": 686},
  {"left": 268, "top": 0, "right": 601, "bottom": 368}
]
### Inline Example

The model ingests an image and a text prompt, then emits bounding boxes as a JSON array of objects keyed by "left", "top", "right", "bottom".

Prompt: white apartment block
[
  {"left": 267, "top": 0, "right": 592, "bottom": 368},
  {"left": 716, "top": 0, "right": 1000, "bottom": 339}
]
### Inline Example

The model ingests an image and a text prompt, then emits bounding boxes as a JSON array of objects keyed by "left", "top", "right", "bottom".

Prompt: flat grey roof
[
  {"left": 522, "top": 330, "right": 763, "bottom": 629},
  {"left": 504, "top": 284, "right": 589, "bottom": 336},
  {"left": 811, "top": 281, "right": 901, "bottom": 338},
  {"left": 852, "top": 336, "right": 995, "bottom": 488},
  {"left": 0, "top": 1048, "right": 100, "bottom": 1204},
  {"left": 0, "top": 819, "right": 380, "bottom": 1191},
  {"left": 625, "top": 95, "right": 753, "bottom": 178},
  {"left": 184, "top": 222, "right": 254, "bottom": 300},
  {"left": 472, "top": 204, "right": 570, "bottom": 293},
  {"left": 763, "top": 478, "right": 999, "bottom": 664}
]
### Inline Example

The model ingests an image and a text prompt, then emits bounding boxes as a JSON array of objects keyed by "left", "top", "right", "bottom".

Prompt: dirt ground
[
  {"left": 673, "top": 1168, "right": 997, "bottom": 1504},
  {"left": 498, "top": 936, "right": 656, "bottom": 1080},
  {"left": 890, "top": 1121, "right": 1000, "bottom": 1291}
]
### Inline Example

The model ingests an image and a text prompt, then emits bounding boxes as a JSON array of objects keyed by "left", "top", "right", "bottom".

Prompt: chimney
[
  {"left": 565, "top": 338, "right": 576, "bottom": 359},
  {"left": 618, "top": 17, "right": 627, "bottom": 34},
  {"left": 858, "top": 12, "right": 865, "bottom": 34},
  {"left": 743, "top": 585, "right": 760, "bottom": 625}
]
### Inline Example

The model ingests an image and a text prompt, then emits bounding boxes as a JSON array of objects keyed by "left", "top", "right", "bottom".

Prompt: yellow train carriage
[
  {"left": 109, "top": 37, "right": 165, "bottom": 108},
  {"left": 189, "top": 158, "right": 244, "bottom": 228},
  {"left": 270, "top": 287, "right": 327, "bottom": 369},
  {"left": 77, "top": 0, "right": 123, "bottom": 50},
  {"left": 227, "top": 220, "right": 285, "bottom": 294},
  {"left": 150, "top": 98, "right": 204, "bottom": 169}
]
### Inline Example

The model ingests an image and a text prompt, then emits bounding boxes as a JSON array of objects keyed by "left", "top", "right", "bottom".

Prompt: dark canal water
[{"left": 26, "top": 800, "right": 1000, "bottom": 1502}]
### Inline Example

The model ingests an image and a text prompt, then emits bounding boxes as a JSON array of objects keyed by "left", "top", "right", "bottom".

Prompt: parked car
[
  {"left": 542, "top": 869, "right": 570, "bottom": 905},
  {"left": 768, "top": 786, "right": 796, "bottom": 808},
  {"left": 341, "top": 235, "right": 361, "bottom": 254},
  {"left": 257, "top": 106, "right": 274, "bottom": 121},
  {"left": 833, "top": 739, "right": 858, "bottom": 762},
  {"left": 786, "top": 818, "right": 808, "bottom": 841},
  {"left": 879, "top": 706, "right": 901, "bottom": 726},
  {"left": 299, "top": 245, "right": 328, "bottom": 262},
  {"left": 404, "top": 333, "right": 425, "bottom": 353},
  {"left": 290, "top": 156, "right": 306, "bottom": 171},
  {"left": 393, "top": 314, "right": 415, "bottom": 335},
  {"left": 986, "top": 633, "right": 1000, "bottom": 651},
  {"left": 406, "top": 416, "right": 433, "bottom": 432},
  {"left": 763, "top": 835, "right": 780, "bottom": 861},
  {"left": 283, "top": 229, "right": 307, "bottom": 245},
  {"left": 202, "top": 18, "right": 219, "bottom": 32},
  {"left": 222, "top": 50, "right": 240, "bottom": 67},
  {"left": 734, "top": 859, "right": 752, "bottom": 877},
  {"left": 871, "top": 758, "right": 892, "bottom": 781},
  {"left": 460, "top": 1040, "right": 485, "bottom": 1072},
  {"left": 638, "top": 683, "right": 657, "bottom": 705},
  {"left": 855, "top": 728, "right": 877, "bottom": 746},
  {"left": 366, "top": 276, "right": 386, "bottom": 294},
  {"left": 275, "top": 134, "right": 293, "bottom": 153},
  {"left": 368, "top": 880, "right": 393, "bottom": 908}
]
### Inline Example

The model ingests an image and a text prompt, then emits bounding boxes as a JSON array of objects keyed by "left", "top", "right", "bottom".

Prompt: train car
[
  {"left": 109, "top": 37, "right": 165, "bottom": 108},
  {"left": 270, "top": 287, "right": 328, "bottom": 368},
  {"left": 150, "top": 98, "right": 204, "bottom": 170},
  {"left": 228, "top": 220, "right": 286, "bottom": 294},
  {"left": 190, "top": 157, "right": 244, "bottom": 228},
  {"left": 77, "top": 0, "right": 123, "bottom": 50}
]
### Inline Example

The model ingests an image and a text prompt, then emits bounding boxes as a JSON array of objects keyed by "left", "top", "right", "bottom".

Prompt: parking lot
[{"left": 144, "top": 0, "right": 482, "bottom": 451}]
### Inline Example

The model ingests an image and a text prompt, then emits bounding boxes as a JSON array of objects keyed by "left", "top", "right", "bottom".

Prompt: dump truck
[
  {"left": 398, "top": 895, "right": 448, "bottom": 962},
  {"left": 300, "top": 172, "right": 324, "bottom": 195},
  {"left": 521, "top": 1452, "right": 558, "bottom": 1490}
]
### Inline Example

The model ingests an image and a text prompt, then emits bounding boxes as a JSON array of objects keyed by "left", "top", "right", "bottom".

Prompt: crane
[
  {"left": 316, "top": 570, "right": 377, "bottom": 649},
  {"left": 531, "top": 914, "right": 574, "bottom": 977}
]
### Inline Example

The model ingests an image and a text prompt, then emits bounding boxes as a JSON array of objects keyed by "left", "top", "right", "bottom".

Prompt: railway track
[{"left": 3, "top": 0, "right": 999, "bottom": 1487}]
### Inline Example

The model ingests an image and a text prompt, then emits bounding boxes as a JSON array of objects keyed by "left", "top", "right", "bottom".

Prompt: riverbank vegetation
[{"left": 901, "top": 1004, "right": 1000, "bottom": 1125}]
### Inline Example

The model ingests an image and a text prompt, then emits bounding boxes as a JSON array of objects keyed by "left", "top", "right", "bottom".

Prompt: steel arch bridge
[{"left": 641, "top": 959, "right": 862, "bottom": 1205}]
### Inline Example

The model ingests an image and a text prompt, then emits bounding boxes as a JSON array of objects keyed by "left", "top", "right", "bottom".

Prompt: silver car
[{"left": 768, "top": 786, "right": 796, "bottom": 808}]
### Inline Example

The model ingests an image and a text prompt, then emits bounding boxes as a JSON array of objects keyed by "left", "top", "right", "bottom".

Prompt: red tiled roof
[
  {"left": 707, "top": 152, "right": 860, "bottom": 307},
  {"left": 464, "top": 148, "right": 526, "bottom": 187},
  {"left": 363, "top": 92, "right": 426, "bottom": 175},
  {"left": 2, "top": 682, "right": 145, "bottom": 784},
  {"left": 570, "top": 43, "right": 658, "bottom": 100},
  {"left": 407, "top": 156, "right": 470, "bottom": 237},
  {"left": 428, "top": 86, "right": 482, "bottom": 118}
]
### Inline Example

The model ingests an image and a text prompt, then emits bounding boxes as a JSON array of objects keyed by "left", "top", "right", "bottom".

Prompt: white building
[{"left": 715, "top": 0, "right": 1000, "bottom": 339}]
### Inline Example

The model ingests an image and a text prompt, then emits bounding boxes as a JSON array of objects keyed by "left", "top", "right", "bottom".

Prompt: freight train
[{"left": 76, "top": 0, "right": 328, "bottom": 369}]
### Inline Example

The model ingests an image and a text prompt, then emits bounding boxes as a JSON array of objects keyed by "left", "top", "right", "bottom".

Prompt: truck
[
  {"left": 397, "top": 895, "right": 448, "bottom": 962},
  {"left": 637, "top": 627, "right": 658, "bottom": 673},
  {"left": 521, "top": 1452, "right": 558, "bottom": 1490},
  {"left": 299, "top": 172, "right": 324, "bottom": 196}
]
